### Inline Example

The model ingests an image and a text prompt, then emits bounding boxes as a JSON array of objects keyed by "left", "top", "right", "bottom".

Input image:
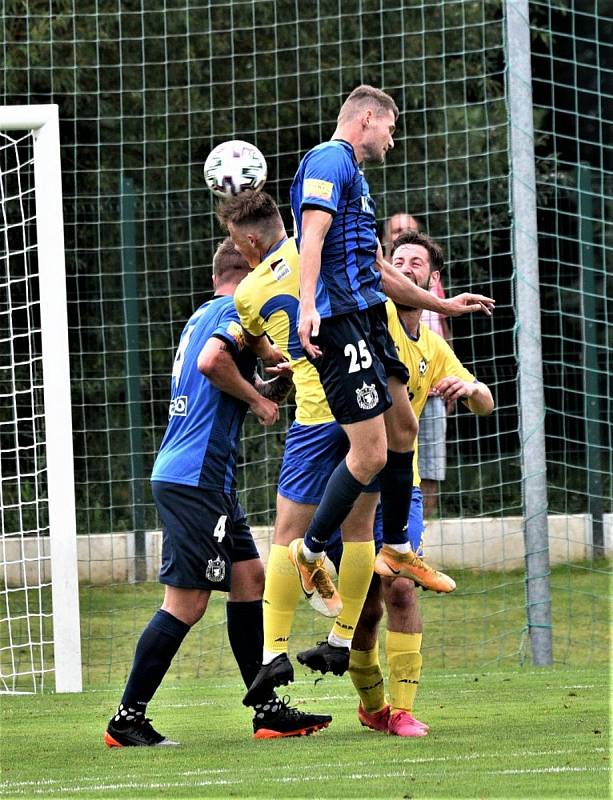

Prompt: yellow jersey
[
  {"left": 385, "top": 299, "right": 476, "bottom": 485},
  {"left": 234, "top": 238, "right": 334, "bottom": 425}
]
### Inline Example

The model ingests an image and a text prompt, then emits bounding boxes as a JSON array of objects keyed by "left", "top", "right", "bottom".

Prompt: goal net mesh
[{"left": 1, "top": 1, "right": 610, "bottom": 690}]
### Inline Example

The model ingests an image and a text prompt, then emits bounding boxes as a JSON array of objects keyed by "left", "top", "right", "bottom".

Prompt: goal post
[{"left": 0, "top": 104, "right": 82, "bottom": 693}]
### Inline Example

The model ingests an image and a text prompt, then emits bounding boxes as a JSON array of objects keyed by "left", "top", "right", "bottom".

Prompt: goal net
[
  {"left": 0, "top": 106, "right": 81, "bottom": 693},
  {"left": 1, "top": 3, "right": 609, "bottom": 689}
]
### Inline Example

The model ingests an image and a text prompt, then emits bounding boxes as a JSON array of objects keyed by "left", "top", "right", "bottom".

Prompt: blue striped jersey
[
  {"left": 290, "top": 139, "right": 386, "bottom": 318},
  {"left": 151, "top": 295, "right": 256, "bottom": 492}
]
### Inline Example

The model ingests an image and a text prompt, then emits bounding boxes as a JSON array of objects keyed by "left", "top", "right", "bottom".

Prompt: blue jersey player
[
  {"left": 104, "top": 240, "right": 331, "bottom": 746},
  {"left": 289, "top": 86, "right": 495, "bottom": 671}
]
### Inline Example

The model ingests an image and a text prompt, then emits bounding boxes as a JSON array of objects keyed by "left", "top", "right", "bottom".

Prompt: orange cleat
[
  {"left": 358, "top": 703, "right": 390, "bottom": 733},
  {"left": 374, "top": 544, "right": 456, "bottom": 593},
  {"left": 288, "top": 539, "right": 342, "bottom": 617}
]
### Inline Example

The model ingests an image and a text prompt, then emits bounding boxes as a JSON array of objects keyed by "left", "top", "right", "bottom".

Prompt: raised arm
[
  {"left": 197, "top": 337, "right": 279, "bottom": 425},
  {"left": 376, "top": 246, "right": 495, "bottom": 317},
  {"left": 297, "top": 209, "right": 333, "bottom": 357}
]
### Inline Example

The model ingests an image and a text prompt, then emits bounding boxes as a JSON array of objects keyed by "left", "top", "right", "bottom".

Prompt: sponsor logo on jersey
[
  {"left": 303, "top": 178, "right": 334, "bottom": 201},
  {"left": 360, "top": 194, "right": 376, "bottom": 215},
  {"left": 169, "top": 395, "right": 188, "bottom": 417},
  {"left": 356, "top": 382, "right": 379, "bottom": 410},
  {"left": 271, "top": 257, "right": 291, "bottom": 281},
  {"left": 226, "top": 321, "right": 246, "bottom": 351},
  {"left": 419, "top": 358, "right": 428, "bottom": 375},
  {"left": 205, "top": 556, "right": 226, "bottom": 582}
]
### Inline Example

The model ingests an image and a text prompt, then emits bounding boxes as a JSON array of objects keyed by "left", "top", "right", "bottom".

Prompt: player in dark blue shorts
[
  {"left": 290, "top": 85, "right": 495, "bottom": 669},
  {"left": 104, "top": 240, "right": 331, "bottom": 747}
]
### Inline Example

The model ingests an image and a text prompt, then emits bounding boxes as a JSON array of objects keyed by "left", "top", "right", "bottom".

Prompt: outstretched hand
[{"left": 443, "top": 293, "right": 495, "bottom": 317}]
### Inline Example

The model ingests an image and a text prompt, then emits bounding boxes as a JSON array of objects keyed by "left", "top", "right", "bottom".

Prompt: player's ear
[{"left": 429, "top": 269, "right": 440, "bottom": 289}]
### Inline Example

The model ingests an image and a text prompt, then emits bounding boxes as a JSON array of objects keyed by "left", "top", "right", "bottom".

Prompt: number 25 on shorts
[{"left": 344, "top": 339, "right": 373, "bottom": 373}]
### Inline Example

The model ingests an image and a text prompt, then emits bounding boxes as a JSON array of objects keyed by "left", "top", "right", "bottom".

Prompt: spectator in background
[
  {"left": 383, "top": 213, "right": 421, "bottom": 259},
  {"left": 384, "top": 213, "right": 452, "bottom": 519}
]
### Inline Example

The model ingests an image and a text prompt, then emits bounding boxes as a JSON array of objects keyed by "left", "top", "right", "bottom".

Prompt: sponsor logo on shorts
[
  {"left": 205, "top": 556, "right": 226, "bottom": 582},
  {"left": 169, "top": 395, "right": 188, "bottom": 417},
  {"left": 303, "top": 178, "right": 334, "bottom": 201},
  {"left": 356, "top": 381, "right": 379, "bottom": 411}
]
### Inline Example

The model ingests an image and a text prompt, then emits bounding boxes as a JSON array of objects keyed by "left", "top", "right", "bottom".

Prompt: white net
[{"left": 0, "top": 128, "right": 53, "bottom": 693}]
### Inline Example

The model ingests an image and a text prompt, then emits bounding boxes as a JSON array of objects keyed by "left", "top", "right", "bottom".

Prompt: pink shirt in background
[{"left": 420, "top": 273, "right": 447, "bottom": 338}]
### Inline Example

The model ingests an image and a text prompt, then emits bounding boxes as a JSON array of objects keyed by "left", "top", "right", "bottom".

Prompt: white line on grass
[
  {"left": 1, "top": 747, "right": 607, "bottom": 793},
  {"left": 2, "top": 767, "right": 610, "bottom": 796}
]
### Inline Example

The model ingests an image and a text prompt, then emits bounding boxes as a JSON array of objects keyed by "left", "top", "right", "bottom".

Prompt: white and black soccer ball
[{"left": 203, "top": 140, "right": 267, "bottom": 197}]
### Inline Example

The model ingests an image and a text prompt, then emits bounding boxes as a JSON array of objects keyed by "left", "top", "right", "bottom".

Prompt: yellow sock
[
  {"left": 263, "top": 544, "right": 302, "bottom": 655},
  {"left": 387, "top": 631, "right": 423, "bottom": 714},
  {"left": 332, "top": 540, "right": 376, "bottom": 643},
  {"left": 349, "top": 644, "right": 386, "bottom": 713}
]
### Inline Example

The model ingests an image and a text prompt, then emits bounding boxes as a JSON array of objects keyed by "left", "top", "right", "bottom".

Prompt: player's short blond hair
[{"left": 338, "top": 85, "right": 399, "bottom": 123}]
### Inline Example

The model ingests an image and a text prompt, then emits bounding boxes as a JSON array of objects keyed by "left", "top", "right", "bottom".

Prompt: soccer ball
[{"left": 203, "top": 140, "right": 267, "bottom": 197}]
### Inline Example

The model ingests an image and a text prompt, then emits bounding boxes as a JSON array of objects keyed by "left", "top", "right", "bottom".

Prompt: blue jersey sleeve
[
  {"left": 300, "top": 144, "right": 354, "bottom": 215},
  {"left": 211, "top": 304, "right": 246, "bottom": 357}
]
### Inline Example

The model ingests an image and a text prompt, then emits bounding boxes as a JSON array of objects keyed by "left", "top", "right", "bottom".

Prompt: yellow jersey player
[
  {"left": 325, "top": 229, "right": 494, "bottom": 737},
  {"left": 217, "top": 192, "right": 459, "bottom": 707}
]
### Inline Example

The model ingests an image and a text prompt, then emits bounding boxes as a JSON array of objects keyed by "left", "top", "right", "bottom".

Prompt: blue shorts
[
  {"left": 325, "top": 486, "right": 425, "bottom": 572},
  {"left": 152, "top": 481, "right": 259, "bottom": 592},
  {"left": 277, "top": 420, "right": 378, "bottom": 505}
]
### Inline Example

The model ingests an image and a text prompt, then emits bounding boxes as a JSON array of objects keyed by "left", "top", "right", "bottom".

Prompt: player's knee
[
  {"left": 163, "top": 590, "right": 209, "bottom": 626},
  {"left": 384, "top": 577, "right": 417, "bottom": 615},
  {"left": 190, "top": 595, "right": 210, "bottom": 624},
  {"left": 348, "top": 444, "right": 386, "bottom": 482}
]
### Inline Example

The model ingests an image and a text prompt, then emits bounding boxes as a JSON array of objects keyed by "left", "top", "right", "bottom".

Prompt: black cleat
[
  {"left": 104, "top": 714, "right": 179, "bottom": 748},
  {"left": 253, "top": 695, "right": 332, "bottom": 739},
  {"left": 296, "top": 640, "right": 350, "bottom": 676},
  {"left": 243, "top": 653, "right": 294, "bottom": 707}
]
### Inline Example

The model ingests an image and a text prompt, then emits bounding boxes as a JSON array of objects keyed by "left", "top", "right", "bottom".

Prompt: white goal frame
[{"left": 1, "top": 105, "right": 82, "bottom": 692}]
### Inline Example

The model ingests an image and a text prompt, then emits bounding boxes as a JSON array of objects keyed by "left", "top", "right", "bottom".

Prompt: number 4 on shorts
[{"left": 213, "top": 515, "right": 227, "bottom": 542}]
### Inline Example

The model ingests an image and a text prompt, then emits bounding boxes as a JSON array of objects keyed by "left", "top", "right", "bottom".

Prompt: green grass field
[
  {"left": 1, "top": 562, "right": 611, "bottom": 798},
  {"left": 0, "top": 667, "right": 609, "bottom": 799},
  {"left": 3, "top": 562, "right": 609, "bottom": 691}
]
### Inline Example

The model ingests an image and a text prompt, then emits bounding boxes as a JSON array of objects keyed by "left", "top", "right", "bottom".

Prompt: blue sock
[
  {"left": 304, "top": 459, "right": 366, "bottom": 553},
  {"left": 120, "top": 609, "right": 190, "bottom": 713},
  {"left": 379, "top": 450, "right": 414, "bottom": 546}
]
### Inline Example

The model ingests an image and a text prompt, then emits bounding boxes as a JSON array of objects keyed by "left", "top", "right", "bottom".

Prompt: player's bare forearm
[
  {"left": 243, "top": 330, "right": 284, "bottom": 365},
  {"left": 376, "top": 255, "right": 448, "bottom": 312},
  {"left": 376, "top": 253, "right": 495, "bottom": 317},
  {"left": 298, "top": 233, "right": 324, "bottom": 315},
  {"left": 464, "top": 382, "right": 494, "bottom": 416},
  {"left": 434, "top": 376, "right": 494, "bottom": 416},
  {"left": 298, "top": 209, "right": 332, "bottom": 356},
  {"left": 198, "top": 339, "right": 262, "bottom": 405}
]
